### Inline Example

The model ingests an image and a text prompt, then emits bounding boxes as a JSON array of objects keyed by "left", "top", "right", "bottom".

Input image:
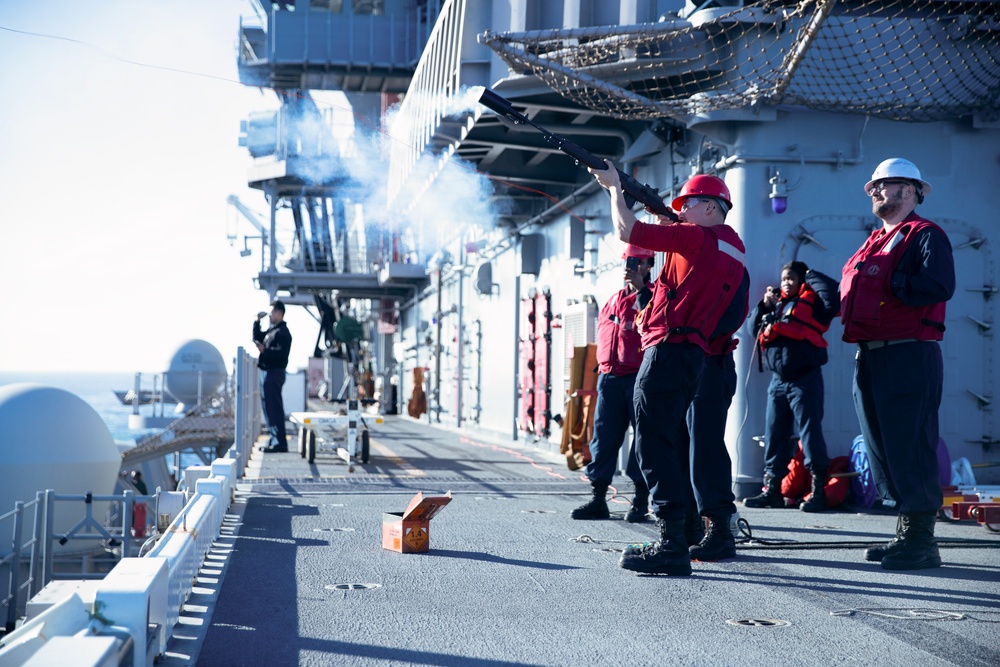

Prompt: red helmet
[
  {"left": 622, "top": 244, "right": 655, "bottom": 260},
  {"left": 671, "top": 174, "right": 732, "bottom": 211}
]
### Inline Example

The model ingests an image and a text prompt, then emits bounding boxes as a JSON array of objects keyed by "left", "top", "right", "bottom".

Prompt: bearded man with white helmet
[
  {"left": 589, "top": 163, "right": 747, "bottom": 576},
  {"left": 841, "top": 157, "right": 955, "bottom": 570}
]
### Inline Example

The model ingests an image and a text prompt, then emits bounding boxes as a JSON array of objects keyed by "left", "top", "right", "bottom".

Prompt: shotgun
[{"left": 478, "top": 87, "right": 679, "bottom": 221}]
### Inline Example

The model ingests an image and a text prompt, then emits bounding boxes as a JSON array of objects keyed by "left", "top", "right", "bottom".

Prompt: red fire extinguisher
[{"left": 132, "top": 502, "right": 147, "bottom": 538}]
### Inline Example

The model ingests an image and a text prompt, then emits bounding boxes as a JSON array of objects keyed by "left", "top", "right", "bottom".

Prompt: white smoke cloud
[{"left": 270, "top": 85, "right": 504, "bottom": 267}]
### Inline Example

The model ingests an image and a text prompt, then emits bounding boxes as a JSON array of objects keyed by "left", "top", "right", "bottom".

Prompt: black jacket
[
  {"left": 253, "top": 320, "right": 292, "bottom": 371},
  {"left": 753, "top": 269, "right": 839, "bottom": 381}
]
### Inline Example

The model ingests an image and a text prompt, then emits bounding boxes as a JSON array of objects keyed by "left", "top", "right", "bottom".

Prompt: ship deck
[{"left": 161, "top": 416, "right": 1000, "bottom": 667}]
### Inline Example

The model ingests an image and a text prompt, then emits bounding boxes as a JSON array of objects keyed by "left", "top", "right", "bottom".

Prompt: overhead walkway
[
  {"left": 237, "top": 0, "right": 442, "bottom": 93},
  {"left": 233, "top": 0, "right": 437, "bottom": 303}
]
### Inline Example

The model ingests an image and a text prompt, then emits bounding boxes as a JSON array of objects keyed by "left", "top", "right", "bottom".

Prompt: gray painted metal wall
[
  {"left": 397, "top": 108, "right": 1000, "bottom": 491},
  {"left": 383, "top": 0, "right": 1000, "bottom": 490}
]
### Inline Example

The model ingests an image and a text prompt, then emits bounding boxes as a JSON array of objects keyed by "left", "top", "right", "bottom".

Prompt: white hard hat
[{"left": 863, "top": 158, "right": 932, "bottom": 197}]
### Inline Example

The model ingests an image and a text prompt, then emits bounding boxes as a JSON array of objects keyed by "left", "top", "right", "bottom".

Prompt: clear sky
[{"left": 0, "top": 0, "right": 319, "bottom": 374}]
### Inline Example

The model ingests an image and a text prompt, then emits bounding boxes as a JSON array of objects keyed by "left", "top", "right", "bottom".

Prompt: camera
[{"left": 625, "top": 256, "right": 640, "bottom": 272}]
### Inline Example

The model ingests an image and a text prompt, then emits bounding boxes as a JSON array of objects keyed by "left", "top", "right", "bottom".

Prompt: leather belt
[{"left": 857, "top": 339, "right": 918, "bottom": 351}]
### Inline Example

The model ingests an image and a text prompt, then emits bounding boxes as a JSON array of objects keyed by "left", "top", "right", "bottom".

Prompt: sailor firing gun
[{"left": 477, "top": 88, "right": 679, "bottom": 222}]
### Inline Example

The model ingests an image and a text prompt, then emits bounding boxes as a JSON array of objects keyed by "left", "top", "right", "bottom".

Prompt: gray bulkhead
[
  {"left": 245, "top": 0, "right": 999, "bottom": 490},
  {"left": 700, "top": 111, "right": 999, "bottom": 491},
  {"left": 400, "top": 111, "right": 1000, "bottom": 493},
  {"left": 398, "top": 1, "right": 1000, "bottom": 492}
]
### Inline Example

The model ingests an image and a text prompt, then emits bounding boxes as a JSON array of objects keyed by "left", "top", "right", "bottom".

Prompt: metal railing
[
  {"left": 0, "top": 488, "right": 147, "bottom": 635},
  {"left": 234, "top": 346, "right": 262, "bottom": 474},
  {"left": 0, "top": 465, "right": 236, "bottom": 664},
  {"left": 0, "top": 495, "right": 42, "bottom": 633},
  {"left": 121, "top": 369, "right": 221, "bottom": 417},
  {"left": 0, "top": 348, "right": 260, "bottom": 641},
  {"left": 40, "top": 490, "right": 145, "bottom": 582},
  {"left": 387, "top": 0, "right": 470, "bottom": 209}
]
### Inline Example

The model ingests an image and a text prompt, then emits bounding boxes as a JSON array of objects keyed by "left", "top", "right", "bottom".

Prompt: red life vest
[
  {"left": 632, "top": 223, "right": 746, "bottom": 354},
  {"left": 707, "top": 269, "right": 750, "bottom": 356},
  {"left": 758, "top": 283, "right": 829, "bottom": 349},
  {"left": 841, "top": 216, "right": 947, "bottom": 342},
  {"left": 596, "top": 286, "right": 645, "bottom": 375},
  {"left": 708, "top": 331, "right": 740, "bottom": 356}
]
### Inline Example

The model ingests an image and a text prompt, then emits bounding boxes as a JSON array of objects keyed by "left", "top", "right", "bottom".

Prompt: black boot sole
[
  {"left": 690, "top": 544, "right": 736, "bottom": 561},
  {"left": 619, "top": 558, "right": 693, "bottom": 576},
  {"left": 881, "top": 554, "right": 942, "bottom": 570},
  {"left": 799, "top": 502, "right": 828, "bottom": 513},
  {"left": 742, "top": 494, "right": 786, "bottom": 508}
]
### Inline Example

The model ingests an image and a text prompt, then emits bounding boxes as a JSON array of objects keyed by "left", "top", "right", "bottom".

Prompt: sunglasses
[
  {"left": 680, "top": 198, "right": 710, "bottom": 211},
  {"left": 867, "top": 180, "right": 911, "bottom": 196}
]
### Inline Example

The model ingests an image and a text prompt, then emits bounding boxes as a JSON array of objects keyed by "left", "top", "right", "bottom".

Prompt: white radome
[
  {"left": 163, "top": 339, "right": 227, "bottom": 408},
  {"left": 0, "top": 384, "right": 121, "bottom": 554}
]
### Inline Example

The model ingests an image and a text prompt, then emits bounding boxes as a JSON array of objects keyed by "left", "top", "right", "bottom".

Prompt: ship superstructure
[
  {"left": 231, "top": 0, "right": 1000, "bottom": 491},
  {"left": 3, "top": 3, "right": 1000, "bottom": 663}
]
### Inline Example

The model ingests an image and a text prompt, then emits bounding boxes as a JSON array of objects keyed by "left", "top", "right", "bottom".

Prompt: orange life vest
[{"left": 758, "top": 283, "right": 829, "bottom": 350}]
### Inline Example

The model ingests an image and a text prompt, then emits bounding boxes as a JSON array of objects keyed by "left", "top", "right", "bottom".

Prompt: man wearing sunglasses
[
  {"left": 588, "top": 164, "right": 746, "bottom": 576},
  {"left": 841, "top": 158, "right": 955, "bottom": 570},
  {"left": 570, "top": 244, "right": 655, "bottom": 524}
]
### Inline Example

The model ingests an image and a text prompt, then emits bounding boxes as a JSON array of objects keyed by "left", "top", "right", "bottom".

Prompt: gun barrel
[
  {"left": 478, "top": 88, "right": 517, "bottom": 117},
  {"left": 477, "top": 87, "right": 673, "bottom": 219}
]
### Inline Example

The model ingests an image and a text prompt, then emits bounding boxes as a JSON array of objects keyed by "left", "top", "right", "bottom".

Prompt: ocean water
[{"left": 0, "top": 371, "right": 170, "bottom": 443}]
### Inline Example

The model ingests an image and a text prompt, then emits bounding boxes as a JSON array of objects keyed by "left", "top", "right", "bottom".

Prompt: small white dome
[{"left": 163, "top": 339, "right": 227, "bottom": 407}]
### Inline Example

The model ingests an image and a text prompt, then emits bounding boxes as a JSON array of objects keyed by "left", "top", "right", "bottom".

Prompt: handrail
[
  {"left": 0, "top": 497, "right": 40, "bottom": 633},
  {"left": 0, "top": 345, "right": 258, "bottom": 651},
  {"left": 0, "top": 463, "right": 237, "bottom": 664},
  {"left": 40, "top": 489, "right": 146, "bottom": 584},
  {"left": 234, "top": 346, "right": 261, "bottom": 474}
]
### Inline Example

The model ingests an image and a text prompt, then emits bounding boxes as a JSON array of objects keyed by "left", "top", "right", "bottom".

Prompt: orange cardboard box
[{"left": 382, "top": 491, "right": 452, "bottom": 553}]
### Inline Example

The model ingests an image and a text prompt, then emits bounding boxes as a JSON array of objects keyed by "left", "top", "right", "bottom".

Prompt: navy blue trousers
[
  {"left": 261, "top": 368, "right": 288, "bottom": 448},
  {"left": 764, "top": 367, "right": 830, "bottom": 476},
  {"left": 584, "top": 372, "right": 643, "bottom": 487},
  {"left": 633, "top": 342, "right": 704, "bottom": 521},
  {"left": 676, "top": 353, "right": 738, "bottom": 518},
  {"left": 853, "top": 341, "right": 943, "bottom": 514}
]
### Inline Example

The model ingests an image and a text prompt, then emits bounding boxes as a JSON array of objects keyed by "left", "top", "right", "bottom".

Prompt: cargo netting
[{"left": 479, "top": 0, "right": 1000, "bottom": 122}]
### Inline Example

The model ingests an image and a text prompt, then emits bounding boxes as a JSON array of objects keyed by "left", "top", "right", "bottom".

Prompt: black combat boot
[
  {"left": 684, "top": 511, "right": 705, "bottom": 545},
  {"left": 622, "top": 512, "right": 708, "bottom": 558},
  {"left": 618, "top": 518, "right": 692, "bottom": 576},
  {"left": 624, "top": 483, "right": 650, "bottom": 523},
  {"left": 571, "top": 481, "right": 610, "bottom": 520},
  {"left": 689, "top": 514, "right": 737, "bottom": 561},
  {"left": 864, "top": 515, "right": 904, "bottom": 562},
  {"left": 743, "top": 473, "right": 785, "bottom": 508},
  {"left": 880, "top": 512, "right": 942, "bottom": 571},
  {"left": 799, "top": 468, "right": 828, "bottom": 513},
  {"left": 622, "top": 512, "right": 714, "bottom": 558}
]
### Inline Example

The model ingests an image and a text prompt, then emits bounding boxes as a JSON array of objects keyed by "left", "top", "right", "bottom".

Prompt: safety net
[{"left": 479, "top": 0, "right": 1000, "bottom": 122}]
